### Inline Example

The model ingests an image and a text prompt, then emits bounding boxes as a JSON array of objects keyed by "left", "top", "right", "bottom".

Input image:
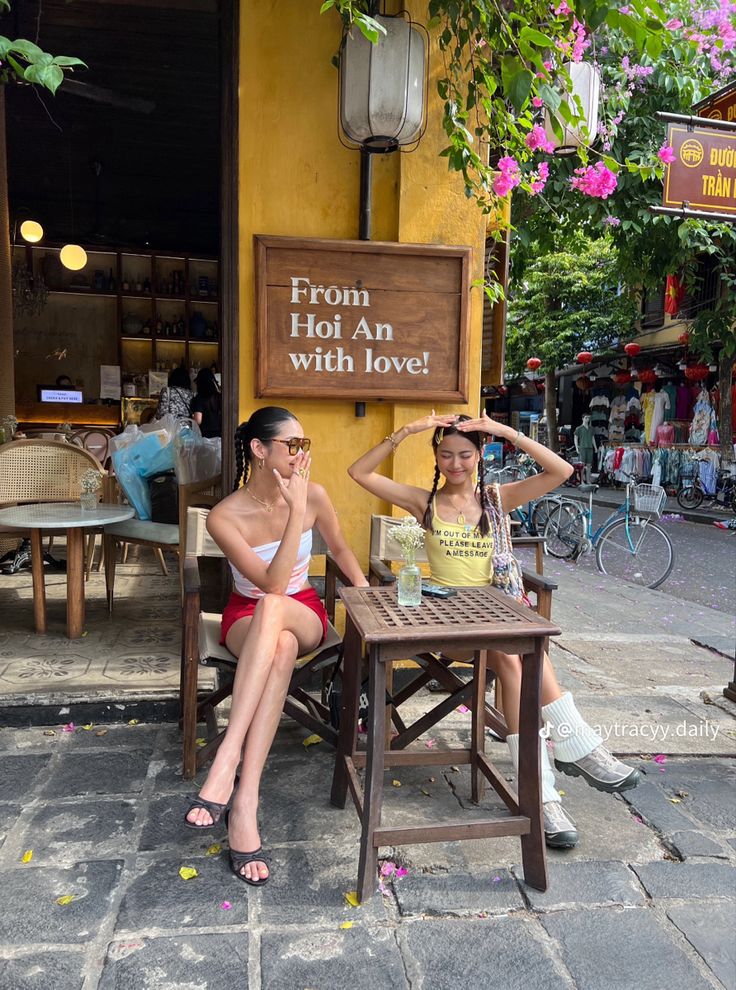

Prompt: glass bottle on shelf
[
  {"left": 122, "top": 273, "right": 130, "bottom": 292},
  {"left": 108, "top": 268, "right": 116, "bottom": 291},
  {"left": 143, "top": 276, "right": 151, "bottom": 293}
]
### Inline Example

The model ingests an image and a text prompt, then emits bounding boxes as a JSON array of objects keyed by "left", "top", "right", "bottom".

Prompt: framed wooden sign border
[{"left": 254, "top": 235, "right": 471, "bottom": 402}]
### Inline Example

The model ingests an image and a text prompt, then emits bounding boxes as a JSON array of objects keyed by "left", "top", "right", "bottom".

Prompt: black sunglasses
[{"left": 272, "top": 437, "right": 311, "bottom": 456}]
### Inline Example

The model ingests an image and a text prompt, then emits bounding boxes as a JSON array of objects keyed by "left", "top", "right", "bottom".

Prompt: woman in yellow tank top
[{"left": 349, "top": 412, "right": 639, "bottom": 850}]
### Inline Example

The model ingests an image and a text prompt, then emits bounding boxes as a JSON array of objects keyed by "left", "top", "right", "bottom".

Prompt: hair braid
[
  {"left": 233, "top": 427, "right": 247, "bottom": 491},
  {"left": 422, "top": 464, "right": 441, "bottom": 530},
  {"left": 477, "top": 455, "right": 491, "bottom": 538}
]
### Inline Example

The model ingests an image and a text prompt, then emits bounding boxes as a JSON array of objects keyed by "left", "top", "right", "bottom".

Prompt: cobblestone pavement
[{"left": 0, "top": 542, "right": 734, "bottom": 989}]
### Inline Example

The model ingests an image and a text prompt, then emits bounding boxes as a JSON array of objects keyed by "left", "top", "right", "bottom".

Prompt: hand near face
[{"left": 273, "top": 451, "right": 311, "bottom": 511}]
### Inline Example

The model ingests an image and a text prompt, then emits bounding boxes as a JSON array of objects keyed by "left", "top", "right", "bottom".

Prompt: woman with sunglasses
[
  {"left": 348, "top": 411, "right": 639, "bottom": 850},
  {"left": 185, "top": 406, "right": 367, "bottom": 885}
]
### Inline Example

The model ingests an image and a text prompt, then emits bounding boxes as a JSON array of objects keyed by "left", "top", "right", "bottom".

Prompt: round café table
[{"left": 0, "top": 502, "right": 134, "bottom": 639}]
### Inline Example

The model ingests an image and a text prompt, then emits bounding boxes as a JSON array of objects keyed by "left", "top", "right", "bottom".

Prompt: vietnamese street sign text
[
  {"left": 255, "top": 236, "right": 471, "bottom": 401},
  {"left": 663, "top": 124, "right": 736, "bottom": 216}
]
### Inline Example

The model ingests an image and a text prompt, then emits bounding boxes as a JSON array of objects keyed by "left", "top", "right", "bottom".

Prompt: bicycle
[
  {"left": 543, "top": 477, "right": 674, "bottom": 589},
  {"left": 677, "top": 468, "right": 736, "bottom": 513}
]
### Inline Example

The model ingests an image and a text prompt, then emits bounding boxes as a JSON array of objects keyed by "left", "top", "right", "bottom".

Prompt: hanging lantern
[
  {"left": 339, "top": 13, "right": 428, "bottom": 153},
  {"left": 576, "top": 351, "right": 593, "bottom": 365},
  {"left": 20, "top": 220, "right": 44, "bottom": 243},
  {"left": 678, "top": 332, "right": 690, "bottom": 347},
  {"left": 624, "top": 342, "right": 641, "bottom": 357},
  {"left": 638, "top": 368, "right": 657, "bottom": 384},
  {"left": 613, "top": 370, "right": 631, "bottom": 386},
  {"left": 575, "top": 375, "right": 592, "bottom": 391},
  {"left": 60, "top": 244, "right": 88, "bottom": 271},
  {"left": 544, "top": 61, "right": 601, "bottom": 155},
  {"left": 684, "top": 363, "right": 709, "bottom": 381},
  {"left": 526, "top": 357, "right": 542, "bottom": 372}
]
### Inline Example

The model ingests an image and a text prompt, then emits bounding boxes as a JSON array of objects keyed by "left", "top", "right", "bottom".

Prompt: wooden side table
[{"left": 330, "top": 585, "right": 561, "bottom": 902}]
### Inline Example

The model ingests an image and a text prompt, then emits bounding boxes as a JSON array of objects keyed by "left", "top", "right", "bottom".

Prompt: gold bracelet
[
  {"left": 512, "top": 430, "right": 522, "bottom": 445},
  {"left": 383, "top": 433, "right": 398, "bottom": 453}
]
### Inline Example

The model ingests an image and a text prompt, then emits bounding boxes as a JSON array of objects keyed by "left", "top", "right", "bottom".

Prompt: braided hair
[
  {"left": 422, "top": 415, "right": 492, "bottom": 537},
  {"left": 233, "top": 406, "right": 297, "bottom": 491}
]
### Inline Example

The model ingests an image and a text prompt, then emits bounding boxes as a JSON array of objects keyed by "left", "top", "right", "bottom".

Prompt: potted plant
[
  {"left": 0, "top": 414, "right": 18, "bottom": 444},
  {"left": 79, "top": 468, "right": 103, "bottom": 511},
  {"left": 392, "top": 516, "right": 425, "bottom": 607}
]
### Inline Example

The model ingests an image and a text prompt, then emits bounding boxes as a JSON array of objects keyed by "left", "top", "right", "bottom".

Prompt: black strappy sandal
[
  {"left": 229, "top": 847, "right": 271, "bottom": 887},
  {"left": 183, "top": 796, "right": 229, "bottom": 830}
]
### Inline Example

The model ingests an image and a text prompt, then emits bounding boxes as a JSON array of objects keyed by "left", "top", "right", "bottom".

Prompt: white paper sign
[
  {"left": 100, "top": 365, "right": 121, "bottom": 400},
  {"left": 148, "top": 371, "right": 168, "bottom": 397}
]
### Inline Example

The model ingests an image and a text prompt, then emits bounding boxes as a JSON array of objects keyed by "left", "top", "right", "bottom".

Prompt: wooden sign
[
  {"left": 255, "top": 236, "right": 471, "bottom": 402},
  {"left": 693, "top": 81, "right": 736, "bottom": 125},
  {"left": 663, "top": 124, "right": 736, "bottom": 217}
]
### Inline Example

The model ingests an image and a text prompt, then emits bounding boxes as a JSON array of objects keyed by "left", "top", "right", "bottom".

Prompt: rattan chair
[
  {"left": 0, "top": 439, "right": 104, "bottom": 570},
  {"left": 180, "top": 506, "right": 350, "bottom": 778}
]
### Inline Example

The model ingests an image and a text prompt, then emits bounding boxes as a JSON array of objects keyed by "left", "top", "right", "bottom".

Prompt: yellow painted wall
[{"left": 239, "top": 1, "right": 486, "bottom": 567}]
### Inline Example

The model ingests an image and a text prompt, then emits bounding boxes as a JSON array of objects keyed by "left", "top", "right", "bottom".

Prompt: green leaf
[
  {"left": 520, "top": 27, "right": 555, "bottom": 48},
  {"left": 8, "top": 38, "right": 44, "bottom": 61},
  {"left": 319, "top": 0, "right": 335, "bottom": 12},
  {"left": 52, "top": 56, "right": 87, "bottom": 68},
  {"left": 24, "top": 61, "right": 64, "bottom": 94},
  {"left": 501, "top": 57, "right": 533, "bottom": 114},
  {"left": 537, "top": 82, "right": 561, "bottom": 113}
]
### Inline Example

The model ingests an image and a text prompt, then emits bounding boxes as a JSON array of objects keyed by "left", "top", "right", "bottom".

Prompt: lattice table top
[{"left": 339, "top": 585, "right": 560, "bottom": 644}]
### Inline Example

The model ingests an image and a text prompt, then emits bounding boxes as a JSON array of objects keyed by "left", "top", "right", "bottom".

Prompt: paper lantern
[
  {"left": 613, "top": 371, "right": 631, "bottom": 386},
  {"left": 543, "top": 61, "right": 601, "bottom": 155},
  {"left": 20, "top": 220, "right": 44, "bottom": 243},
  {"left": 526, "top": 357, "right": 542, "bottom": 371},
  {"left": 575, "top": 375, "right": 591, "bottom": 391},
  {"left": 60, "top": 244, "right": 88, "bottom": 271},
  {"left": 576, "top": 351, "right": 593, "bottom": 365},
  {"left": 624, "top": 342, "right": 641, "bottom": 357},
  {"left": 678, "top": 331, "right": 690, "bottom": 347},
  {"left": 684, "top": 364, "right": 709, "bottom": 381},
  {"left": 638, "top": 368, "right": 657, "bottom": 384}
]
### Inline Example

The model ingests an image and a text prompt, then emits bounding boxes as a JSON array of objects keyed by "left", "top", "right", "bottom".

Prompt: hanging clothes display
[
  {"left": 647, "top": 388, "right": 671, "bottom": 442},
  {"left": 641, "top": 390, "right": 656, "bottom": 442},
  {"left": 689, "top": 389, "right": 717, "bottom": 445},
  {"left": 662, "top": 382, "right": 677, "bottom": 422},
  {"left": 608, "top": 393, "right": 627, "bottom": 443},
  {"left": 588, "top": 394, "right": 610, "bottom": 443}
]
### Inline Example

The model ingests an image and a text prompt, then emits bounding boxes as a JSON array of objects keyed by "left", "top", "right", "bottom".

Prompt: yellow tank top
[{"left": 424, "top": 503, "right": 494, "bottom": 587}]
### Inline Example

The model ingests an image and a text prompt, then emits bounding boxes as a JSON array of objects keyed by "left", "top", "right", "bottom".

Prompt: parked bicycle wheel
[
  {"left": 595, "top": 518, "right": 674, "bottom": 589},
  {"left": 531, "top": 495, "right": 563, "bottom": 536},
  {"left": 543, "top": 502, "right": 585, "bottom": 559},
  {"left": 676, "top": 484, "right": 703, "bottom": 510}
]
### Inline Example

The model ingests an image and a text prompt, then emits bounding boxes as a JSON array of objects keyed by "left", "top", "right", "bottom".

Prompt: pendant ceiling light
[
  {"left": 60, "top": 243, "right": 88, "bottom": 271},
  {"left": 339, "top": 12, "right": 428, "bottom": 153},
  {"left": 20, "top": 220, "right": 44, "bottom": 243}
]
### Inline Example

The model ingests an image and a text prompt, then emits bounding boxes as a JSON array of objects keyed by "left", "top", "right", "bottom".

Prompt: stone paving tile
[
  {"left": 98, "top": 933, "right": 249, "bottom": 990},
  {"left": 392, "top": 866, "right": 524, "bottom": 917},
  {"left": 261, "top": 926, "right": 407, "bottom": 990},
  {"left": 0, "top": 859, "right": 123, "bottom": 944},
  {"left": 114, "top": 855, "right": 248, "bottom": 932},
  {"left": 0, "top": 803, "right": 21, "bottom": 849},
  {"left": 39, "top": 751, "right": 151, "bottom": 798},
  {"left": 0, "top": 950, "right": 86, "bottom": 990},
  {"left": 19, "top": 800, "right": 138, "bottom": 864},
  {"left": 138, "top": 794, "right": 231, "bottom": 854},
  {"left": 651, "top": 758, "right": 736, "bottom": 832},
  {"left": 256, "top": 845, "right": 388, "bottom": 926},
  {"left": 667, "top": 902, "right": 736, "bottom": 990},
  {"left": 512, "top": 861, "right": 646, "bottom": 911},
  {"left": 400, "top": 916, "right": 570, "bottom": 990},
  {"left": 622, "top": 780, "right": 705, "bottom": 836},
  {"left": 0, "top": 754, "right": 51, "bottom": 801},
  {"left": 631, "top": 861, "right": 736, "bottom": 900},
  {"left": 541, "top": 907, "right": 714, "bottom": 990},
  {"left": 668, "top": 830, "right": 731, "bottom": 860}
]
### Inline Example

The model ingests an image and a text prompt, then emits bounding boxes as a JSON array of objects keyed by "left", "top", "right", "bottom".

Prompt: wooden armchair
[
  {"left": 180, "top": 507, "right": 353, "bottom": 778},
  {"left": 103, "top": 474, "right": 221, "bottom": 611},
  {"left": 367, "top": 514, "right": 558, "bottom": 747}
]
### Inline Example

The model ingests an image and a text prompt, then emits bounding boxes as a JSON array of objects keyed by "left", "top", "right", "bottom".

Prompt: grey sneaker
[
  {"left": 555, "top": 745, "right": 641, "bottom": 793},
  {"left": 543, "top": 801, "right": 578, "bottom": 849}
]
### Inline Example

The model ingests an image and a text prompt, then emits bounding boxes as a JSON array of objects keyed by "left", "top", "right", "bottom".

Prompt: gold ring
[{"left": 298, "top": 469, "right": 307, "bottom": 477}]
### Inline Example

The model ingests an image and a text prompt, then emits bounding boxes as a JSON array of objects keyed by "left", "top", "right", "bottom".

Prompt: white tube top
[{"left": 230, "top": 529, "right": 313, "bottom": 598}]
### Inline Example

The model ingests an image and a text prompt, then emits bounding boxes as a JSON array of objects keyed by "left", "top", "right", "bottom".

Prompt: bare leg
[
  {"left": 484, "top": 650, "right": 564, "bottom": 732},
  {"left": 228, "top": 628, "right": 299, "bottom": 882},
  {"left": 185, "top": 594, "right": 322, "bottom": 827}
]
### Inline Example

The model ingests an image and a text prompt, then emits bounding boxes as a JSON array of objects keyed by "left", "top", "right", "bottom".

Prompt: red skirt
[{"left": 220, "top": 586, "right": 328, "bottom": 646}]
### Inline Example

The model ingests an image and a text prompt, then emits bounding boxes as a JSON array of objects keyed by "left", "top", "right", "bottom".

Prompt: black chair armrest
[{"left": 369, "top": 557, "right": 396, "bottom": 585}]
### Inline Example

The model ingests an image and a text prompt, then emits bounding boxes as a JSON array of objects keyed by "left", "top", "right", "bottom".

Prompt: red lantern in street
[
  {"left": 576, "top": 350, "right": 593, "bottom": 365},
  {"left": 678, "top": 331, "right": 690, "bottom": 347},
  {"left": 526, "top": 357, "right": 542, "bottom": 372},
  {"left": 684, "top": 363, "right": 709, "bottom": 381},
  {"left": 613, "top": 370, "right": 631, "bottom": 386},
  {"left": 575, "top": 375, "right": 592, "bottom": 391},
  {"left": 638, "top": 368, "right": 657, "bottom": 384},
  {"left": 624, "top": 342, "right": 641, "bottom": 357}
]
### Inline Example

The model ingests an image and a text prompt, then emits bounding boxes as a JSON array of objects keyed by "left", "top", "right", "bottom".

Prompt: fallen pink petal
[
  {"left": 62, "top": 723, "right": 75, "bottom": 733},
  {"left": 425, "top": 739, "right": 437, "bottom": 749},
  {"left": 220, "top": 901, "right": 232, "bottom": 910},
  {"left": 653, "top": 754, "right": 666, "bottom": 764},
  {"left": 380, "top": 862, "right": 396, "bottom": 877},
  {"left": 395, "top": 866, "right": 409, "bottom": 878},
  {"left": 457, "top": 705, "right": 470, "bottom": 714}
]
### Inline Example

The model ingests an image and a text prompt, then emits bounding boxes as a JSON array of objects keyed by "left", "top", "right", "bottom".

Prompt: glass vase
[
  {"left": 397, "top": 558, "right": 422, "bottom": 607},
  {"left": 80, "top": 491, "right": 99, "bottom": 511}
]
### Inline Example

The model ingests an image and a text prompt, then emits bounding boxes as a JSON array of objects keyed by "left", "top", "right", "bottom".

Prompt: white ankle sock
[
  {"left": 542, "top": 692, "right": 602, "bottom": 763},
  {"left": 506, "top": 731, "right": 560, "bottom": 804}
]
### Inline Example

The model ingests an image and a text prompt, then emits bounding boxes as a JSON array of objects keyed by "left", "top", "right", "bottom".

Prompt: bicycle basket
[{"left": 633, "top": 483, "right": 666, "bottom": 517}]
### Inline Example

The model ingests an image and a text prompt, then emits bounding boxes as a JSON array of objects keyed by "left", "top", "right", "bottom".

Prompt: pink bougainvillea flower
[
  {"left": 525, "top": 124, "right": 555, "bottom": 153},
  {"left": 493, "top": 156, "right": 521, "bottom": 197},
  {"left": 553, "top": 0, "right": 571, "bottom": 14},
  {"left": 532, "top": 96, "right": 544, "bottom": 108},
  {"left": 220, "top": 901, "right": 232, "bottom": 910},
  {"left": 658, "top": 144, "right": 676, "bottom": 164},
  {"left": 571, "top": 162, "right": 618, "bottom": 199},
  {"left": 529, "top": 161, "right": 550, "bottom": 196},
  {"left": 395, "top": 866, "right": 409, "bottom": 878},
  {"left": 665, "top": 18, "right": 683, "bottom": 30},
  {"left": 653, "top": 754, "right": 666, "bottom": 764},
  {"left": 62, "top": 722, "right": 75, "bottom": 733}
]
